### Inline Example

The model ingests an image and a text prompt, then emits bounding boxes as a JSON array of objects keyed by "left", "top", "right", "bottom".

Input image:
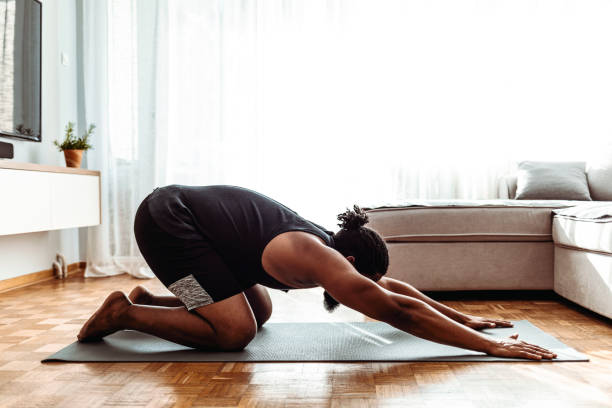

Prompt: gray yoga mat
[{"left": 42, "top": 320, "right": 588, "bottom": 363}]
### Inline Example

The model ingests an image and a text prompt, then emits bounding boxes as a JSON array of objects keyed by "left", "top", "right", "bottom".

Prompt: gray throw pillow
[
  {"left": 515, "top": 161, "right": 591, "bottom": 201},
  {"left": 586, "top": 146, "right": 612, "bottom": 201}
]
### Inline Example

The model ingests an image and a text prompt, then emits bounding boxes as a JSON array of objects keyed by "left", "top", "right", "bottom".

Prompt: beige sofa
[
  {"left": 552, "top": 204, "right": 612, "bottom": 319},
  {"left": 364, "top": 178, "right": 612, "bottom": 319}
]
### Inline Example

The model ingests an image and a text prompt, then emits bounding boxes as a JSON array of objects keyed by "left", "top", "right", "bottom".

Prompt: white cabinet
[{"left": 0, "top": 162, "right": 100, "bottom": 236}]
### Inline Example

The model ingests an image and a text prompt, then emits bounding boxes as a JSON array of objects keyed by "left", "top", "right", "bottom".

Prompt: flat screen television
[{"left": 0, "top": 0, "right": 42, "bottom": 142}]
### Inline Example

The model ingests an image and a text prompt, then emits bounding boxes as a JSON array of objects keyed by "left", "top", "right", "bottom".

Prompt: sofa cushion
[
  {"left": 364, "top": 199, "right": 579, "bottom": 242},
  {"left": 553, "top": 203, "right": 612, "bottom": 255},
  {"left": 515, "top": 161, "right": 591, "bottom": 201}
]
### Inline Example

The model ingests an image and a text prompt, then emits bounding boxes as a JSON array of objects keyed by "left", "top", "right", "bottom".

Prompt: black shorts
[{"left": 133, "top": 193, "right": 247, "bottom": 310}]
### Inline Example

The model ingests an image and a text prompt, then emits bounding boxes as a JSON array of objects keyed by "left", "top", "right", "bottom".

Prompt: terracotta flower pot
[{"left": 63, "top": 149, "right": 84, "bottom": 168}]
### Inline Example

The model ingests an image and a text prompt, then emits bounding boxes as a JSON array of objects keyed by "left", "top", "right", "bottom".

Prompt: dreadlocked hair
[{"left": 323, "top": 205, "right": 390, "bottom": 312}]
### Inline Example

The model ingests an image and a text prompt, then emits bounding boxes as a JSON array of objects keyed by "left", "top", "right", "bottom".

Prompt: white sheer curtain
[
  {"left": 81, "top": 0, "right": 612, "bottom": 277},
  {"left": 81, "top": 0, "right": 157, "bottom": 278}
]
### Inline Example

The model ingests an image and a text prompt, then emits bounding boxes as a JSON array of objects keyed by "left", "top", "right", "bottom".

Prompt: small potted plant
[{"left": 53, "top": 121, "right": 95, "bottom": 168}]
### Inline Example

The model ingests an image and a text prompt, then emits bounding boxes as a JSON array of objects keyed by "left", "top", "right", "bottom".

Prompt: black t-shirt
[{"left": 146, "top": 184, "right": 335, "bottom": 290}]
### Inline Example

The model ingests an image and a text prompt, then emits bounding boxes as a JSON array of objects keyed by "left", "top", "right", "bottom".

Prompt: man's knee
[
  {"left": 255, "top": 303, "right": 272, "bottom": 328},
  {"left": 215, "top": 321, "right": 257, "bottom": 351},
  {"left": 244, "top": 285, "right": 273, "bottom": 328}
]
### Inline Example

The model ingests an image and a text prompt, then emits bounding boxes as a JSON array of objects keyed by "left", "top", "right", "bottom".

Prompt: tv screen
[{"left": 0, "top": 0, "right": 41, "bottom": 142}]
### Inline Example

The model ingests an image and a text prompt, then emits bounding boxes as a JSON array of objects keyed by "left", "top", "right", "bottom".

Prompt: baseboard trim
[{"left": 0, "top": 261, "right": 86, "bottom": 293}]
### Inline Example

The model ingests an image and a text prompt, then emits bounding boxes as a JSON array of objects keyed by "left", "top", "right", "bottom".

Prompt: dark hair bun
[
  {"left": 337, "top": 205, "right": 369, "bottom": 230},
  {"left": 323, "top": 290, "right": 340, "bottom": 312}
]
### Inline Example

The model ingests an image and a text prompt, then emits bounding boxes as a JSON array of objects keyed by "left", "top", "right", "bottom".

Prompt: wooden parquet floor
[{"left": 0, "top": 272, "right": 611, "bottom": 408}]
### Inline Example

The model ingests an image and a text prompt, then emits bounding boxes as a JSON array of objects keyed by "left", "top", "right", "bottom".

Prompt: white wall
[{"left": 0, "top": 0, "right": 84, "bottom": 281}]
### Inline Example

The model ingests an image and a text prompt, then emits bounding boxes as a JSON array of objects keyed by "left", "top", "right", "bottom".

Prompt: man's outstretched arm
[
  {"left": 319, "top": 268, "right": 556, "bottom": 360},
  {"left": 377, "top": 277, "right": 514, "bottom": 330}
]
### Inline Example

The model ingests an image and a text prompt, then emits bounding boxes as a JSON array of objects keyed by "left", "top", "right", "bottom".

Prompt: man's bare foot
[
  {"left": 77, "top": 291, "right": 132, "bottom": 342},
  {"left": 128, "top": 285, "right": 154, "bottom": 305}
]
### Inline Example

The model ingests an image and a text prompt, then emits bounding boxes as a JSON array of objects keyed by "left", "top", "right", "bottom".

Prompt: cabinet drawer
[
  {"left": 0, "top": 169, "right": 53, "bottom": 235},
  {"left": 50, "top": 172, "right": 100, "bottom": 230}
]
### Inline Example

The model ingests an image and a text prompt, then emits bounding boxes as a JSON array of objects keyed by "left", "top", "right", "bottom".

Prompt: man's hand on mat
[
  {"left": 486, "top": 333, "right": 557, "bottom": 360},
  {"left": 462, "top": 314, "right": 514, "bottom": 330}
]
